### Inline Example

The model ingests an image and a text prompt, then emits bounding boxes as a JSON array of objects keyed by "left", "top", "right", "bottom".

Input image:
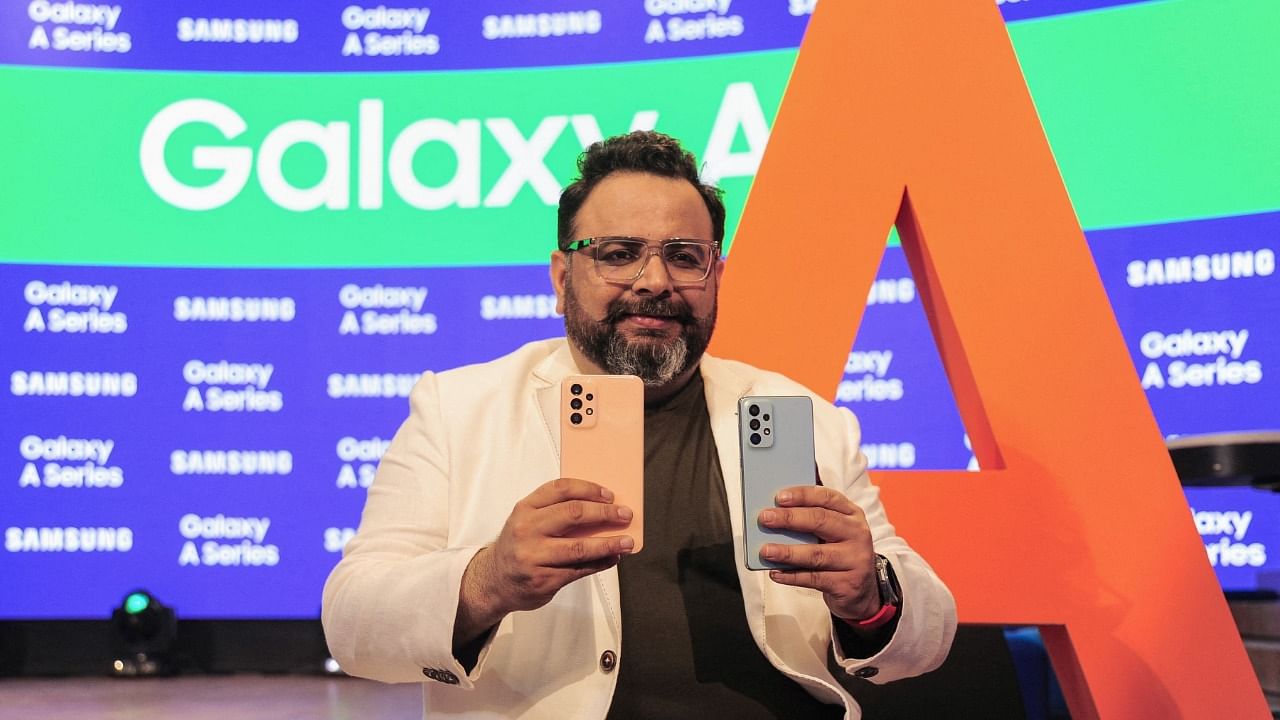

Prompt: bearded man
[{"left": 322, "top": 131, "right": 956, "bottom": 720}]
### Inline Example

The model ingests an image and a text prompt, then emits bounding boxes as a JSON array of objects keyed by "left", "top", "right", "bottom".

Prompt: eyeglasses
[{"left": 564, "top": 237, "right": 720, "bottom": 284}]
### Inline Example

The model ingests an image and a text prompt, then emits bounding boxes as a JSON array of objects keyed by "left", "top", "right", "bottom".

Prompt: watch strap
[{"left": 848, "top": 600, "right": 898, "bottom": 629}]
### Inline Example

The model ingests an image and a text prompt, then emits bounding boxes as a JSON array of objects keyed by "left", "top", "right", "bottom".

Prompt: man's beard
[{"left": 563, "top": 277, "right": 716, "bottom": 388}]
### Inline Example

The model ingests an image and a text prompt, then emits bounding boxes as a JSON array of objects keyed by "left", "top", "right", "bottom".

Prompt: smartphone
[
  {"left": 739, "top": 395, "right": 818, "bottom": 570},
  {"left": 560, "top": 374, "right": 644, "bottom": 552}
]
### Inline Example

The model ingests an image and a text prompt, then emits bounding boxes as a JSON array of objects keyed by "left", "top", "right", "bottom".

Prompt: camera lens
[
  {"left": 762, "top": 414, "right": 770, "bottom": 421},
  {"left": 750, "top": 432, "right": 762, "bottom": 445},
  {"left": 570, "top": 398, "right": 583, "bottom": 410},
  {"left": 585, "top": 393, "right": 593, "bottom": 401},
  {"left": 749, "top": 418, "right": 761, "bottom": 430},
  {"left": 748, "top": 404, "right": 760, "bottom": 417},
  {"left": 570, "top": 412, "right": 583, "bottom": 425},
  {"left": 570, "top": 383, "right": 583, "bottom": 395},
  {"left": 585, "top": 408, "right": 594, "bottom": 416}
]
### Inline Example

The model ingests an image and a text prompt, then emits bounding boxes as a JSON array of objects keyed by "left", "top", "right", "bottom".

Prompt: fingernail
[
  {"left": 600, "top": 487, "right": 614, "bottom": 502},
  {"left": 761, "top": 544, "right": 777, "bottom": 559},
  {"left": 619, "top": 536, "right": 635, "bottom": 551},
  {"left": 777, "top": 490, "right": 793, "bottom": 504},
  {"left": 617, "top": 506, "right": 633, "bottom": 521},
  {"left": 760, "top": 509, "right": 776, "bottom": 524}
]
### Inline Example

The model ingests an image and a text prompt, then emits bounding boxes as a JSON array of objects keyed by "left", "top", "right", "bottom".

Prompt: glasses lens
[
  {"left": 593, "top": 239, "right": 647, "bottom": 280},
  {"left": 662, "top": 242, "right": 712, "bottom": 281}
]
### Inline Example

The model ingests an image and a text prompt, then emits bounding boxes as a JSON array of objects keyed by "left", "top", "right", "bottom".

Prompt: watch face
[{"left": 876, "top": 555, "right": 903, "bottom": 607}]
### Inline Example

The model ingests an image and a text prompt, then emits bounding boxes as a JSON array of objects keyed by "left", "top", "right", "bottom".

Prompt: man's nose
[{"left": 630, "top": 251, "right": 675, "bottom": 296}]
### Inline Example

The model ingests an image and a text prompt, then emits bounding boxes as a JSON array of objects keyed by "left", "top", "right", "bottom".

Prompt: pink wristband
[{"left": 846, "top": 602, "right": 898, "bottom": 630}]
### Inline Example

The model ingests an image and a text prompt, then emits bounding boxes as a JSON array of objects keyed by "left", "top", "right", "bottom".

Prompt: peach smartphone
[{"left": 559, "top": 374, "right": 644, "bottom": 552}]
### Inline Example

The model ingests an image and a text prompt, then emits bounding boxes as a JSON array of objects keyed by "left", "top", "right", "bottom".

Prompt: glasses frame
[{"left": 564, "top": 236, "right": 721, "bottom": 284}]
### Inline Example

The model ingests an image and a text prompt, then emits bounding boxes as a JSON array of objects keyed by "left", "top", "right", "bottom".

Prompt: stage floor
[{"left": 0, "top": 675, "right": 423, "bottom": 720}]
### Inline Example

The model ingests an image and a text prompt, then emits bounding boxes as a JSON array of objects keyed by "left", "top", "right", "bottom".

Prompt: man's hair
[{"left": 557, "top": 130, "right": 726, "bottom": 251}]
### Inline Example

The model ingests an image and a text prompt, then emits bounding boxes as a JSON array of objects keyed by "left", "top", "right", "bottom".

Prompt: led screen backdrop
[{"left": 1, "top": 0, "right": 1277, "bottom": 618}]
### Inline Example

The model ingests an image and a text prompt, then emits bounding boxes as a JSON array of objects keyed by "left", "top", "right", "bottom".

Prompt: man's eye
[
  {"left": 665, "top": 248, "right": 705, "bottom": 267},
  {"left": 599, "top": 247, "right": 641, "bottom": 264}
]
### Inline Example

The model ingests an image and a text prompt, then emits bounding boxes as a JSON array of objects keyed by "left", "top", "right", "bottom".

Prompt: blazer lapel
[
  {"left": 699, "top": 356, "right": 769, "bottom": 628},
  {"left": 530, "top": 342, "right": 579, "bottom": 461}
]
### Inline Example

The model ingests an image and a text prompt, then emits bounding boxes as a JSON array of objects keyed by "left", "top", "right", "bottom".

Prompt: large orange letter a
[{"left": 712, "top": 2, "right": 1268, "bottom": 717}]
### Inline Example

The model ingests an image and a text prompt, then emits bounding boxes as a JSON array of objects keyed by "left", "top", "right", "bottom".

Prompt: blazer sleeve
[
  {"left": 321, "top": 371, "right": 487, "bottom": 687},
  {"left": 826, "top": 406, "right": 958, "bottom": 683}
]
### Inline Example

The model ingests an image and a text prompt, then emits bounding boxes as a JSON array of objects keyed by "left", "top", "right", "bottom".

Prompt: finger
[
  {"left": 542, "top": 535, "right": 636, "bottom": 568},
  {"left": 561, "top": 555, "right": 623, "bottom": 578},
  {"left": 760, "top": 541, "right": 856, "bottom": 572},
  {"left": 536, "top": 500, "right": 634, "bottom": 537},
  {"left": 536, "top": 556, "right": 623, "bottom": 595},
  {"left": 525, "top": 477, "right": 615, "bottom": 508},
  {"left": 774, "top": 485, "right": 858, "bottom": 515},
  {"left": 759, "top": 506, "right": 858, "bottom": 542},
  {"left": 767, "top": 569, "right": 877, "bottom": 616},
  {"left": 767, "top": 567, "right": 841, "bottom": 594}
]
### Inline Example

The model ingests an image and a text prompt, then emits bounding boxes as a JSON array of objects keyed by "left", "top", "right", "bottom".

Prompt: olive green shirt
[{"left": 605, "top": 373, "right": 843, "bottom": 720}]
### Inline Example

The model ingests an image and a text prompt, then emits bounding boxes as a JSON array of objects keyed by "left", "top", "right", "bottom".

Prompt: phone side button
[{"left": 599, "top": 650, "right": 617, "bottom": 673}]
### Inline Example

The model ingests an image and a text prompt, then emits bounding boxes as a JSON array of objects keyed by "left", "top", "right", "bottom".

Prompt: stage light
[
  {"left": 109, "top": 589, "right": 177, "bottom": 677},
  {"left": 124, "top": 592, "right": 151, "bottom": 614}
]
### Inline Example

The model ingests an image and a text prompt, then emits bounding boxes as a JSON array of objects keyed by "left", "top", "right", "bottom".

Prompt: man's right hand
[{"left": 454, "top": 478, "right": 634, "bottom": 649}]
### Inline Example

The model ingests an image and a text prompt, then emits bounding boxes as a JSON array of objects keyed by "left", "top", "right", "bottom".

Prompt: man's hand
[
  {"left": 758, "top": 485, "right": 882, "bottom": 623},
  {"left": 454, "top": 478, "right": 634, "bottom": 649}
]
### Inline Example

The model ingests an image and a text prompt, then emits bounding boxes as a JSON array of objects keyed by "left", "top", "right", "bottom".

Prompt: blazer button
[
  {"left": 599, "top": 650, "right": 617, "bottom": 673},
  {"left": 853, "top": 666, "right": 879, "bottom": 679},
  {"left": 421, "top": 667, "right": 461, "bottom": 685}
]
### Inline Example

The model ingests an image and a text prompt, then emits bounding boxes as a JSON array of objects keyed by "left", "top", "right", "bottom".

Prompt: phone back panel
[
  {"left": 560, "top": 374, "right": 644, "bottom": 552},
  {"left": 739, "top": 395, "right": 816, "bottom": 570}
]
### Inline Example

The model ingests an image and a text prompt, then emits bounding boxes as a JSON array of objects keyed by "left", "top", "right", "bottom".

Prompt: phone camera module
[
  {"left": 570, "top": 383, "right": 583, "bottom": 396},
  {"left": 570, "top": 412, "right": 583, "bottom": 425},
  {"left": 570, "top": 398, "right": 583, "bottom": 410},
  {"left": 750, "top": 432, "right": 762, "bottom": 445},
  {"left": 749, "top": 418, "right": 761, "bottom": 431},
  {"left": 748, "top": 404, "right": 760, "bottom": 417}
]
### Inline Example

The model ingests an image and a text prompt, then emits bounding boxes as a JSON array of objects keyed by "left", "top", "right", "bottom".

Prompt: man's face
[{"left": 551, "top": 172, "right": 723, "bottom": 387}]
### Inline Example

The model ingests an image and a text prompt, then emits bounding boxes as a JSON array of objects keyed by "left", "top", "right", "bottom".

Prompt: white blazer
[{"left": 322, "top": 338, "right": 956, "bottom": 719}]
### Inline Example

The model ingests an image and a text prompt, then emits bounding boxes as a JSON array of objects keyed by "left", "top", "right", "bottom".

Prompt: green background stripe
[
  {"left": 1009, "top": 0, "right": 1280, "bottom": 230},
  {"left": 1, "top": 0, "right": 1276, "bottom": 267}
]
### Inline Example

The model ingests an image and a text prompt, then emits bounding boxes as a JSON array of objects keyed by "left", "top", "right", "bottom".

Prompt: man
[{"left": 323, "top": 131, "right": 956, "bottom": 719}]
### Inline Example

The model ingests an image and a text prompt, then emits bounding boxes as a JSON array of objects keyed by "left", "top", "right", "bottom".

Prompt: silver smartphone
[{"left": 739, "top": 395, "right": 818, "bottom": 570}]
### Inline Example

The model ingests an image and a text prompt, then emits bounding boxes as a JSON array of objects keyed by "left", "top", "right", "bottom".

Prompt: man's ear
[
  {"left": 550, "top": 250, "right": 568, "bottom": 315},
  {"left": 714, "top": 256, "right": 726, "bottom": 286}
]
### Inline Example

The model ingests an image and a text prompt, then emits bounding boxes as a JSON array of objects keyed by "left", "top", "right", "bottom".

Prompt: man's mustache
[{"left": 602, "top": 298, "right": 696, "bottom": 326}]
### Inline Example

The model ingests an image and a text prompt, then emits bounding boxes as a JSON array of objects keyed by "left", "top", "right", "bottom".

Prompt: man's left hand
[{"left": 758, "top": 485, "right": 881, "bottom": 623}]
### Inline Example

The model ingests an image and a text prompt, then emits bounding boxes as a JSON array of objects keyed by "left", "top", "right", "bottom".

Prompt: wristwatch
[{"left": 851, "top": 554, "right": 902, "bottom": 629}]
